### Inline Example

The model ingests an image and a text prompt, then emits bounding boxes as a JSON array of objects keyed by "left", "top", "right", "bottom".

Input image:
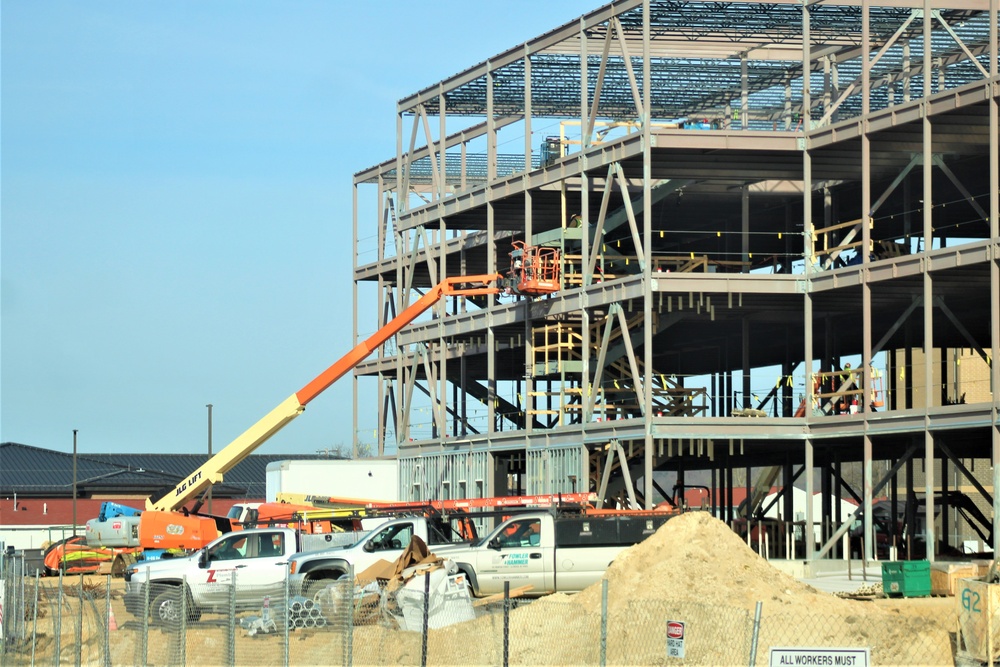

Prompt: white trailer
[{"left": 265, "top": 459, "right": 399, "bottom": 503}]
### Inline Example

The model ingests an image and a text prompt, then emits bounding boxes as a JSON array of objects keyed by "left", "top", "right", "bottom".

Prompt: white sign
[
  {"left": 666, "top": 620, "right": 685, "bottom": 659},
  {"left": 770, "top": 647, "right": 870, "bottom": 667}
]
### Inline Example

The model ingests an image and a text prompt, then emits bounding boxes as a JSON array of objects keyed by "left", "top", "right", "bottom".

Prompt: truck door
[
  {"left": 200, "top": 532, "right": 287, "bottom": 607},
  {"left": 473, "top": 518, "right": 550, "bottom": 596},
  {"left": 236, "top": 532, "right": 290, "bottom": 603},
  {"left": 199, "top": 533, "right": 249, "bottom": 606}
]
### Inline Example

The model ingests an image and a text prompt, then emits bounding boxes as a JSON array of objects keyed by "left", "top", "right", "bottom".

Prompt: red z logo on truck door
[{"left": 206, "top": 570, "right": 218, "bottom": 583}]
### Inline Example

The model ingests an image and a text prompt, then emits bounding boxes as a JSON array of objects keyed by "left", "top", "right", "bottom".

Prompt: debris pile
[
  {"left": 419, "top": 512, "right": 953, "bottom": 665},
  {"left": 333, "top": 536, "right": 475, "bottom": 631}
]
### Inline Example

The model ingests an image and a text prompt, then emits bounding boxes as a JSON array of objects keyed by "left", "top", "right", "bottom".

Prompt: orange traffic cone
[{"left": 108, "top": 606, "right": 118, "bottom": 631}]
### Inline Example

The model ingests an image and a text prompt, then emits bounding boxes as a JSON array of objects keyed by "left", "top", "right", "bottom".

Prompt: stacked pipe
[
  {"left": 286, "top": 596, "right": 327, "bottom": 630},
  {"left": 241, "top": 596, "right": 328, "bottom": 636}
]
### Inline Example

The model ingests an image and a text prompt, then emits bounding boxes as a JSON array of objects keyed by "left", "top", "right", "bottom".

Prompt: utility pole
[
  {"left": 72, "top": 429, "right": 78, "bottom": 537},
  {"left": 206, "top": 404, "right": 213, "bottom": 514}
]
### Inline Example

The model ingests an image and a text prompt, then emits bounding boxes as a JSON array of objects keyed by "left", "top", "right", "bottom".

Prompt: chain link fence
[{"left": 0, "top": 551, "right": 982, "bottom": 666}]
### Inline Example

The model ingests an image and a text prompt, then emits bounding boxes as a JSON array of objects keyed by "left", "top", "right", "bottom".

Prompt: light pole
[
  {"left": 206, "top": 404, "right": 213, "bottom": 514},
  {"left": 72, "top": 429, "right": 78, "bottom": 537}
]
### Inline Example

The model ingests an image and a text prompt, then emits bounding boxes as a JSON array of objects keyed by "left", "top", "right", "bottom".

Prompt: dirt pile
[
  {"left": 573, "top": 510, "right": 856, "bottom": 614},
  {"left": 417, "top": 512, "right": 955, "bottom": 666}
]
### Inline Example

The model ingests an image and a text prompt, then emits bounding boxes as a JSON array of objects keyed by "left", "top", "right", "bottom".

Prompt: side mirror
[
  {"left": 488, "top": 537, "right": 501, "bottom": 551},
  {"left": 363, "top": 541, "right": 376, "bottom": 553},
  {"left": 198, "top": 550, "right": 209, "bottom": 568}
]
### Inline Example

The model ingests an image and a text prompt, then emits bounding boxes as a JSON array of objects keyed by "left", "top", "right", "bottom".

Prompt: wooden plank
[{"left": 472, "top": 585, "right": 534, "bottom": 607}]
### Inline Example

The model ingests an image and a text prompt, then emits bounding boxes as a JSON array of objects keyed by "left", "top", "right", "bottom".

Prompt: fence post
[
  {"left": 31, "top": 569, "right": 40, "bottom": 667},
  {"left": 283, "top": 564, "right": 291, "bottom": 667},
  {"left": 14, "top": 549, "right": 28, "bottom": 650},
  {"left": 141, "top": 567, "right": 150, "bottom": 666},
  {"left": 600, "top": 578, "right": 608, "bottom": 667},
  {"left": 104, "top": 575, "right": 112, "bottom": 667},
  {"left": 421, "top": 571, "right": 430, "bottom": 667},
  {"left": 75, "top": 570, "right": 83, "bottom": 667},
  {"left": 227, "top": 570, "right": 237, "bottom": 667},
  {"left": 55, "top": 568, "right": 64, "bottom": 667},
  {"left": 0, "top": 551, "right": 6, "bottom": 664},
  {"left": 748, "top": 601, "right": 763, "bottom": 667},
  {"left": 179, "top": 575, "right": 188, "bottom": 666},
  {"left": 346, "top": 563, "right": 354, "bottom": 667},
  {"left": 503, "top": 580, "right": 510, "bottom": 667}
]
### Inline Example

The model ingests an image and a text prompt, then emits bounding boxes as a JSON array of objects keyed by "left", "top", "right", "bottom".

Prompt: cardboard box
[
  {"left": 931, "top": 562, "right": 979, "bottom": 596},
  {"left": 354, "top": 559, "right": 395, "bottom": 587}
]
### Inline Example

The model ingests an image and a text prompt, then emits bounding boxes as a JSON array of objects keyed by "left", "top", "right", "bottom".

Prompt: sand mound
[
  {"left": 573, "top": 510, "right": 858, "bottom": 615},
  {"left": 357, "top": 511, "right": 955, "bottom": 665}
]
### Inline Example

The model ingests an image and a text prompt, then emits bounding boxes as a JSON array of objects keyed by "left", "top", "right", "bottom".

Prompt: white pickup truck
[
  {"left": 290, "top": 510, "right": 673, "bottom": 600},
  {"left": 287, "top": 514, "right": 473, "bottom": 598},
  {"left": 123, "top": 527, "right": 352, "bottom": 624},
  {"left": 443, "top": 510, "right": 672, "bottom": 597},
  {"left": 123, "top": 515, "right": 468, "bottom": 624}
]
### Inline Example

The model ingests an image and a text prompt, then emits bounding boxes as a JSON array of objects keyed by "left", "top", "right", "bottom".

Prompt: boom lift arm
[{"left": 147, "top": 274, "right": 502, "bottom": 512}]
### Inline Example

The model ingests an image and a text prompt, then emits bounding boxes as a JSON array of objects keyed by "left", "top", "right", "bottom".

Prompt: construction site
[{"left": 350, "top": 0, "right": 1000, "bottom": 566}]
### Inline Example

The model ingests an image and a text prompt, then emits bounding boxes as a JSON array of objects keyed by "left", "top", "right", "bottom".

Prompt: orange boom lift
[{"left": 138, "top": 274, "right": 503, "bottom": 550}]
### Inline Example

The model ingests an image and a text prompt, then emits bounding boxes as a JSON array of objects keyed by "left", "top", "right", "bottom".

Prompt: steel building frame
[{"left": 351, "top": 0, "right": 999, "bottom": 563}]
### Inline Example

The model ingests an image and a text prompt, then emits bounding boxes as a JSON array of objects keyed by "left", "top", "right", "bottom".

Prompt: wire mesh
[
  {"left": 0, "top": 572, "right": 114, "bottom": 667},
  {"left": 609, "top": 599, "right": 753, "bottom": 666},
  {"left": 756, "top": 604, "right": 956, "bottom": 667},
  {"left": 0, "top": 559, "right": 990, "bottom": 667}
]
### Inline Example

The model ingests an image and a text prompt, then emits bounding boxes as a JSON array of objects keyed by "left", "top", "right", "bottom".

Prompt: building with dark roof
[{"left": 0, "top": 442, "right": 334, "bottom": 547}]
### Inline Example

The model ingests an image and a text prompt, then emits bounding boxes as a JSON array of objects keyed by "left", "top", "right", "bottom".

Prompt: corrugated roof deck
[{"left": 398, "top": 1, "right": 990, "bottom": 121}]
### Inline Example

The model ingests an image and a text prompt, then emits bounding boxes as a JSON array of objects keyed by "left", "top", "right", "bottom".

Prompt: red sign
[
  {"left": 112, "top": 522, "right": 122, "bottom": 530},
  {"left": 667, "top": 621, "right": 684, "bottom": 639}
]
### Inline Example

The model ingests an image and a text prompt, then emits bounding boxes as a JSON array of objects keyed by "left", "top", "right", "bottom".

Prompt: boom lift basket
[{"left": 508, "top": 240, "right": 560, "bottom": 296}]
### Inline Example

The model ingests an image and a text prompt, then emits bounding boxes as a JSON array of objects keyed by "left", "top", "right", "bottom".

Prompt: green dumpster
[{"left": 882, "top": 560, "right": 931, "bottom": 597}]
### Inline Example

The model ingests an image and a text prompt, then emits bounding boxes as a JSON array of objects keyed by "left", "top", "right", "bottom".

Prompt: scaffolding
[{"left": 351, "top": 0, "right": 1000, "bottom": 564}]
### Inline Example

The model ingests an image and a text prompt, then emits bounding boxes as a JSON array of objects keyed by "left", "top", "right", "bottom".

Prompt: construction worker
[
  {"left": 211, "top": 537, "right": 244, "bottom": 561},
  {"left": 836, "top": 363, "right": 853, "bottom": 414},
  {"left": 499, "top": 519, "right": 541, "bottom": 548}
]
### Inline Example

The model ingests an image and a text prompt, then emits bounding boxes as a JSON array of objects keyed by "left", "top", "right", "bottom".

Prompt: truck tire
[
  {"left": 457, "top": 567, "right": 478, "bottom": 600},
  {"left": 150, "top": 585, "right": 201, "bottom": 626}
]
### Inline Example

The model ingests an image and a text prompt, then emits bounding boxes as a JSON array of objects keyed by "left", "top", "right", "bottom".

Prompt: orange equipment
[
  {"left": 235, "top": 501, "right": 364, "bottom": 536},
  {"left": 134, "top": 274, "right": 503, "bottom": 551},
  {"left": 232, "top": 501, "right": 323, "bottom": 527},
  {"left": 42, "top": 535, "right": 142, "bottom": 576},
  {"left": 506, "top": 240, "right": 560, "bottom": 296},
  {"left": 300, "top": 491, "right": 597, "bottom": 514},
  {"left": 137, "top": 511, "right": 225, "bottom": 551}
]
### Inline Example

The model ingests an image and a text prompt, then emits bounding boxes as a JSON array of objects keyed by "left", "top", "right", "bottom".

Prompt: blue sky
[{"left": 2, "top": 1, "right": 588, "bottom": 457}]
